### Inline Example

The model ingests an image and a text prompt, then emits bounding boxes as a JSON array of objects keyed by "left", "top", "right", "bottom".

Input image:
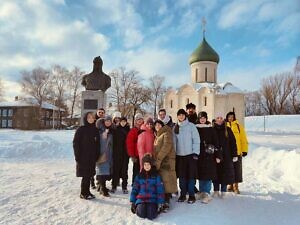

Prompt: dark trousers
[
  {"left": 81, "top": 177, "right": 90, "bottom": 195},
  {"left": 112, "top": 157, "right": 129, "bottom": 189},
  {"left": 90, "top": 176, "right": 95, "bottom": 187},
  {"left": 96, "top": 175, "right": 110, "bottom": 191},
  {"left": 132, "top": 159, "right": 140, "bottom": 186},
  {"left": 136, "top": 203, "right": 158, "bottom": 220},
  {"left": 179, "top": 178, "right": 196, "bottom": 196},
  {"left": 213, "top": 182, "right": 227, "bottom": 192}
]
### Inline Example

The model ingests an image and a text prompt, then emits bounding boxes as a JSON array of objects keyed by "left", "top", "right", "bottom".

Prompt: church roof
[{"left": 189, "top": 38, "right": 220, "bottom": 65}]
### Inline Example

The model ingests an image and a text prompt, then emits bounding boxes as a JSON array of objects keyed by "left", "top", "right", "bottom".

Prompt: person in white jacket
[{"left": 173, "top": 109, "right": 200, "bottom": 204}]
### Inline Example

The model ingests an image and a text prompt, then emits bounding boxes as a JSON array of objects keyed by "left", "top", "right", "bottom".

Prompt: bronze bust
[{"left": 81, "top": 56, "right": 111, "bottom": 92}]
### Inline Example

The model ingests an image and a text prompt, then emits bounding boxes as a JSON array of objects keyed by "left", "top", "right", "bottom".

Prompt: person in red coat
[{"left": 126, "top": 113, "right": 144, "bottom": 185}]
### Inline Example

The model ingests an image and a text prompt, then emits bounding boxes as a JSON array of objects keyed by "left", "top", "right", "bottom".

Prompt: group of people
[{"left": 73, "top": 103, "right": 248, "bottom": 220}]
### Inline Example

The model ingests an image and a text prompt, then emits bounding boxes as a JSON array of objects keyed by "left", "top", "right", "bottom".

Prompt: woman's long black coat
[
  {"left": 213, "top": 123, "right": 237, "bottom": 185},
  {"left": 73, "top": 121, "right": 100, "bottom": 177},
  {"left": 196, "top": 124, "right": 220, "bottom": 181}
]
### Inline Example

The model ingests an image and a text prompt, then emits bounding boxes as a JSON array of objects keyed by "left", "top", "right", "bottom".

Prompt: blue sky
[{"left": 0, "top": 0, "right": 299, "bottom": 100}]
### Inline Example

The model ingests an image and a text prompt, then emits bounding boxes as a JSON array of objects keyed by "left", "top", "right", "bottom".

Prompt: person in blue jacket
[
  {"left": 130, "top": 154, "right": 165, "bottom": 220},
  {"left": 173, "top": 109, "right": 200, "bottom": 204}
]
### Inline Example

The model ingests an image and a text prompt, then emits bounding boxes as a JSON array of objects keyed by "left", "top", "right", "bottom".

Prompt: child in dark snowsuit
[{"left": 130, "top": 154, "right": 165, "bottom": 220}]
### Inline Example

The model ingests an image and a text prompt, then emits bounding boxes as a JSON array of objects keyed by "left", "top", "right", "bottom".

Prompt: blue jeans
[
  {"left": 136, "top": 203, "right": 158, "bottom": 220},
  {"left": 179, "top": 178, "right": 196, "bottom": 196},
  {"left": 213, "top": 182, "right": 227, "bottom": 192},
  {"left": 199, "top": 180, "right": 212, "bottom": 194}
]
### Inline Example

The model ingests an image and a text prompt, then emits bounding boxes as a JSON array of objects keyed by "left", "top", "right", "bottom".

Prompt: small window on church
[
  {"left": 204, "top": 96, "right": 207, "bottom": 106},
  {"left": 186, "top": 98, "right": 189, "bottom": 104},
  {"left": 170, "top": 100, "right": 173, "bottom": 108},
  {"left": 195, "top": 68, "right": 198, "bottom": 82},
  {"left": 214, "top": 68, "right": 216, "bottom": 81},
  {"left": 205, "top": 68, "right": 208, "bottom": 81}
]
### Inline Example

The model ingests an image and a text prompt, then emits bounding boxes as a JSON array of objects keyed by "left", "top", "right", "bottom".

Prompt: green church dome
[{"left": 189, "top": 38, "right": 220, "bottom": 64}]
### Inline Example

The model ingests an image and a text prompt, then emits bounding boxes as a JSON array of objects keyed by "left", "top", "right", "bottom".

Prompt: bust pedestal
[{"left": 80, "top": 90, "right": 106, "bottom": 124}]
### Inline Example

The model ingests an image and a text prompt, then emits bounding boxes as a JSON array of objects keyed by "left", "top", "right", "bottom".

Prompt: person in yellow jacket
[{"left": 226, "top": 112, "right": 248, "bottom": 194}]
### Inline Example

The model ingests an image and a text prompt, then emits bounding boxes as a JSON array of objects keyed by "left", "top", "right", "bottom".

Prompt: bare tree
[
  {"left": 149, "top": 75, "right": 166, "bottom": 118},
  {"left": 49, "top": 65, "right": 69, "bottom": 127},
  {"left": 67, "top": 66, "right": 84, "bottom": 122},
  {"left": 20, "top": 67, "right": 51, "bottom": 106},
  {"left": 108, "top": 67, "right": 139, "bottom": 116},
  {"left": 128, "top": 83, "right": 151, "bottom": 126},
  {"left": 261, "top": 72, "right": 296, "bottom": 115},
  {"left": 0, "top": 78, "right": 4, "bottom": 101},
  {"left": 245, "top": 91, "right": 264, "bottom": 116},
  {"left": 289, "top": 73, "right": 300, "bottom": 114}
]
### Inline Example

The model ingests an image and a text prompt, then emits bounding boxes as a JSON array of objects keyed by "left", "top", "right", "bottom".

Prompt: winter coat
[
  {"left": 113, "top": 124, "right": 130, "bottom": 164},
  {"left": 96, "top": 125, "right": 113, "bottom": 176},
  {"left": 196, "top": 123, "right": 220, "bottom": 181},
  {"left": 126, "top": 127, "right": 140, "bottom": 158},
  {"left": 158, "top": 115, "right": 175, "bottom": 128},
  {"left": 130, "top": 168, "right": 165, "bottom": 205},
  {"left": 173, "top": 119, "right": 200, "bottom": 156},
  {"left": 153, "top": 125, "right": 177, "bottom": 194},
  {"left": 73, "top": 120, "right": 100, "bottom": 177},
  {"left": 137, "top": 124, "right": 155, "bottom": 169},
  {"left": 213, "top": 123, "right": 238, "bottom": 185},
  {"left": 227, "top": 120, "right": 248, "bottom": 156}
]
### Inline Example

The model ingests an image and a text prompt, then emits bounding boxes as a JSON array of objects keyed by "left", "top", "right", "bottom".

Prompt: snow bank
[
  {"left": 0, "top": 129, "right": 74, "bottom": 159},
  {"left": 245, "top": 115, "right": 300, "bottom": 134}
]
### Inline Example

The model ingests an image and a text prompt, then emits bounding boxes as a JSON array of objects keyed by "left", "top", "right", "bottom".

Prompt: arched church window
[
  {"left": 195, "top": 68, "right": 198, "bottom": 82},
  {"left": 205, "top": 68, "right": 208, "bottom": 81},
  {"left": 186, "top": 98, "right": 189, "bottom": 104},
  {"left": 170, "top": 100, "right": 173, "bottom": 108},
  {"left": 204, "top": 96, "right": 207, "bottom": 106}
]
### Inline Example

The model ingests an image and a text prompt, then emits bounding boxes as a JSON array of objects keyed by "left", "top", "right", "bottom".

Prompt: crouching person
[{"left": 130, "top": 154, "right": 165, "bottom": 220}]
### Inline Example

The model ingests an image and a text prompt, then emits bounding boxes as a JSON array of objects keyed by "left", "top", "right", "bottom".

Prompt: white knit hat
[
  {"left": 112, "top": 111, "right": 121, "bottom": 119},
  {"left": 214, "top": 112, "right": 224, "bottom": 119},
  {"left": 134, "top": 113, "right": 143, "bottom": 120}
]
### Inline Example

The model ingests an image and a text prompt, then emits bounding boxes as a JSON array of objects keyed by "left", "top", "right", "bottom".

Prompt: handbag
[
  {"left": 96, "top": 152, "right": 107, "bottom": 164},
  {"left": 203, "top": 141, "right": 217, "bottom": 154}
]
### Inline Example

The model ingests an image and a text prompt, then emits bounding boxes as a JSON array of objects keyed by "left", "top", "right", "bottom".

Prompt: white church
[{"left": 164, "top": 30, "right": 245, "bottom": 124}]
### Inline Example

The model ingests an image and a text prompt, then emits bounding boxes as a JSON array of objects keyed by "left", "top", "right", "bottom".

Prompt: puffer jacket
[
  {"left": 227, "top": 120, "right": 248, "bottom": 156},
  {"left": 130, "top": 168, "right": 165, "bottom": 205},
  {"left": 154, "top": 125, "right": 177, "bottom": 193},
  {"left": 137, "top": 124, "right": 155, "bottom": 169},
  {"left": 173, "top": 119, "right": 200, "bottom": 156}
]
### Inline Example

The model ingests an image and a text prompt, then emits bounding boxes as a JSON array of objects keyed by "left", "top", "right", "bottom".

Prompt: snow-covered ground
[{"left": 0, "top": 116, "right": 300, "bottom": 225}]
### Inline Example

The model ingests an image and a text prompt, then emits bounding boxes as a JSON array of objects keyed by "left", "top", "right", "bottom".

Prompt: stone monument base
[{"left": 81, "top": 90, "right": 106, "bottom": 124}]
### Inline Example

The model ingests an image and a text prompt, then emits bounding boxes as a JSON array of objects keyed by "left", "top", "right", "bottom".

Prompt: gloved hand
[
  {"left": 216, "top": 158, "right": 221, "bottom": 163},
  {"left": 131, "top": 203, "right": 136, "bottom": 214},
  {"left": 192, "top": 154, "right": 198, "bottom": 160},
  {"left": 242, "top": 152, "right": 247, "bottom": 157},
  {"left": 131, "top": 157, "right": 138, "bottom": 163},
  {"left": 232, "top": 157, "right": 238, "bottom": 162}
]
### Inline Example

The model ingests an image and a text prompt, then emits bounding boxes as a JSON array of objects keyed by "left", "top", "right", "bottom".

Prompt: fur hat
[
  {"left": 104, "top": 115, "right": 112, "bottom": 121},
  {"left": 134, "top": 113, "right": 143, "bottom": 120},
  {"left": 198, "top": 111, "right": 208, "bottom": 119},
  {"left": 154, "top": 120, "right": 164, "bottom": 127},
  {"left": 142, "top": 154, "right": 154, "bottom": 166},
  {"left": 177, "top": 109, "right": 187, "bottom": 116},
  {"left": 120, "top": 116, "right": 127, "bottom": 122}
]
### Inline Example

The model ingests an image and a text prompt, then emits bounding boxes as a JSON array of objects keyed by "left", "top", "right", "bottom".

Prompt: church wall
[{"left": 215, "top": 94, "right": 245, "bottom": 125}]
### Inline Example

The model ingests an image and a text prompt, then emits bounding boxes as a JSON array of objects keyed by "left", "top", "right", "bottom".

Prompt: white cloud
[{"left": 1, "top": 79, "right": 22, "bottom": 101}]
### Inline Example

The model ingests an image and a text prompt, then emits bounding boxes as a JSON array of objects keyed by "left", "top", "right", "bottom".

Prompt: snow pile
[
  {"left": 245, "top": 115, "right": 300, "bottom": 133},
  {"left": 0, "top": 130, "right": 74, "bottom": 159}
]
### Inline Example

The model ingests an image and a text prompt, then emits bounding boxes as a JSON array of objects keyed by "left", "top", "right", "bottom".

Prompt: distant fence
[{"left": 245, "top": 115, "right": 300, "bottom": 133}]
